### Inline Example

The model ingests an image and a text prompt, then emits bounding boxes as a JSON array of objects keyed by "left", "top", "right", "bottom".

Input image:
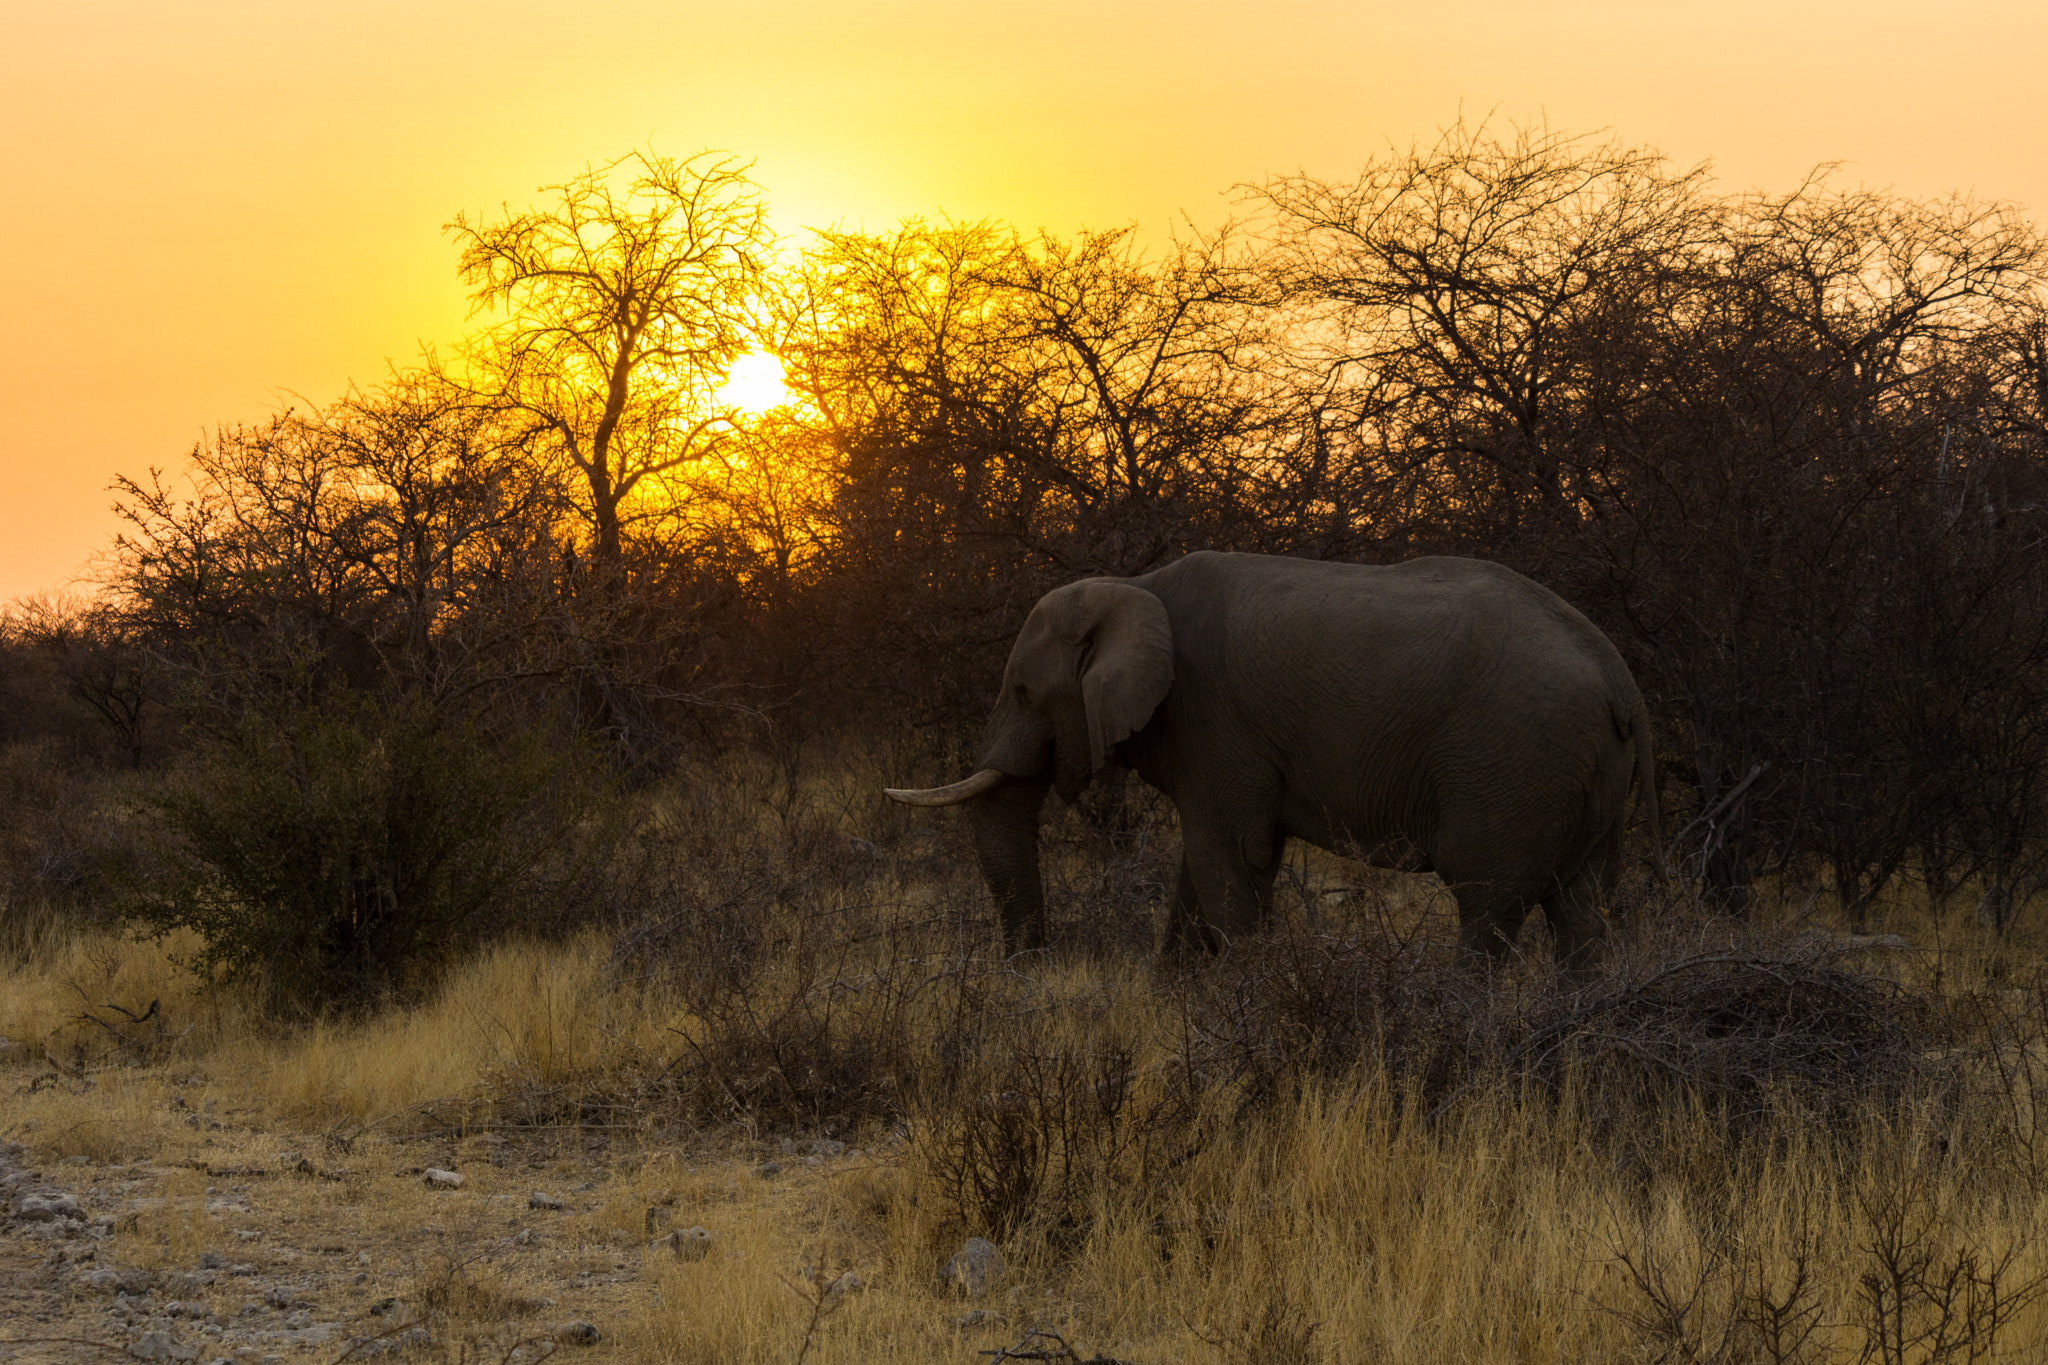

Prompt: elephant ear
[{"left": 1066, "top": 581, "right": 1174, "bottom": 775}]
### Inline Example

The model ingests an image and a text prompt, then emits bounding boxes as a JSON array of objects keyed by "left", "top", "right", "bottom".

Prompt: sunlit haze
[
  {"left": 717, "top": 353, "right": 795, "bottom": 418},
  {"left": 3, "top": 0, "right": 2044, "bottom": 600}
]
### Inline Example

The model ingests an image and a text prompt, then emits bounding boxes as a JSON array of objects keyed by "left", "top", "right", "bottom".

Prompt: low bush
[
  {"left": 1185, "top": 901, "right": 1952, "bottom": 1129},
  {"left": 910, "top": 1010, "right": 1211, "bottom": 1246},
  {"left": 123, "top": 687, "right": 618, "bottom": 1015},
  {"left": 0, "top": 739, "right": 125, "bottom": 938}
]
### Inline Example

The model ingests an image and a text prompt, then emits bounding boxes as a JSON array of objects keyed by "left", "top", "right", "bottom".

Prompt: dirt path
[{"left": 0, "top": 1124, "right": 683, "bottom": 1363}]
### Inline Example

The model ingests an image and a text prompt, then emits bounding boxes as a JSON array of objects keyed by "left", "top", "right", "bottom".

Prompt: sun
[{"left": 715, "top": 351, "right": 793, "bottom": 416}]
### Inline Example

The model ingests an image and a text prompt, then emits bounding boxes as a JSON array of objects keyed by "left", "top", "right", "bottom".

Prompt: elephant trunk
[{"left": 968, "top": 773, "right": 1053, "bottom": 953}]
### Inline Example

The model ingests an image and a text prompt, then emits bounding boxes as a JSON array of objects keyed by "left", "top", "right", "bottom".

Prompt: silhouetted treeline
[{"left": 7, "top": 125, "right": 2048, "bottom": 964}]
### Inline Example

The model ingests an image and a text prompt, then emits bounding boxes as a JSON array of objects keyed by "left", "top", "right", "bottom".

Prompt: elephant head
[{"left": 886, "top": 579, "right": 1173, "bottom": 950}]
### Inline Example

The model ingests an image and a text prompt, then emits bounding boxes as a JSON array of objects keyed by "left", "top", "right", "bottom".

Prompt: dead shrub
[
  {"left": 653, "top": 925, "right": 938, "bottom": 1131},
  {"left": 598, "top": 805, "right": 951, "bottom": 1132},
  {"left": 1196, "top": 1301, "right": 1324, "bottom": 1365},
  {"left": 1606, "top": 1186, "right": 1833, "bottom": 1365},
  {"left": 1181, "top": 898, "right": 1952, "bottom": 1131},
  {"left": 1605, "top": 1121, "right": 2048, "bottom": 1364},
  {"left": 910, "top": 984, "right": 1210, "bottom": 1248}
]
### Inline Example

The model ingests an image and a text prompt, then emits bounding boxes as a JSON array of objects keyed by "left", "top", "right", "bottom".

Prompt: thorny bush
[
  {"left": 909, "top": 979, "right": 1211, "bottom": 1246},
  {"left": 1181, "top": 890, "right": 1954, "bottom": 1130},
  {"left": 127, "top": 687, "right": 618, "bottom": 1016},
  {"left": 597, "top": 793, "right": 967, "bottom": 1133}
]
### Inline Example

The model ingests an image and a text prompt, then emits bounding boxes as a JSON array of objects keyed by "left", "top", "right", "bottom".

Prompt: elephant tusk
[{"left": 884, "top": 768, "right": 1007, "bottom": 806}]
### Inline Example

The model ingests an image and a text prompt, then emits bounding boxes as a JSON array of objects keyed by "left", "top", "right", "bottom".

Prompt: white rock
[
  {"left": 129, "top": 1331, "right": 198, "bottom": 1362},
  {"left": 15, "top": 1192, "right": 82, "bottom": 1221},
  {"left": 555, "top": 1319, "right": 601, "bottom": 1346},
  {"left": 422, "top": 1168, "right": 464, "bottom": 1190},
  {"left": 654, "top": 1226, "right": 712, "bottom": 1261},
  {"left": 938, "top": 1238, "right": 1005, "bottom": 1297}
]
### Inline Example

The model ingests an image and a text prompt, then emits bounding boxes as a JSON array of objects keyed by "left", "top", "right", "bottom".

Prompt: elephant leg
[
  {"left": 1540, "top": 875, "right": 1608, "bottom": 978},
  {"left": 1543, "top": 833, "right": 1620, "bottom": 977},
  {"left": 1451, "top": 882, "right": 1533, "bottom": 964},
  {"left": 1180, "top": 817, "right": 1282, "bottom": 952},
  {"left": 1168, "top": 858, "right": 1216, "bottom": 955}
]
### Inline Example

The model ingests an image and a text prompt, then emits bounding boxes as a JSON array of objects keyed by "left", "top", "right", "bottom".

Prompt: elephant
[{"left": 886, "top": 551, "right": 1661, "bottom": 968}]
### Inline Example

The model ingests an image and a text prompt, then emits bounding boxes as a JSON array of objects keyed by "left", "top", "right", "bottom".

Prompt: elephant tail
[{"left": 1630, "top": 700, "right": 1667, "bottom": 885}]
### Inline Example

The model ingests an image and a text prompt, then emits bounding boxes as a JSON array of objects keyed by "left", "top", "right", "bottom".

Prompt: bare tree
[
  {"left": 991, "top": 223, "right": 1282, "bottom": 571},
  {"left": 448, "top": 150, "right": 775, "bottom": 572},
  {"left": 109, "top": 372, "right": 556, "bottom": 708},
  {"left": 767, "top": 217, "right": 1291, "bottom": 731},
  {"left": 1255, "top": 120, "right": 1712, "bottom": 543}
]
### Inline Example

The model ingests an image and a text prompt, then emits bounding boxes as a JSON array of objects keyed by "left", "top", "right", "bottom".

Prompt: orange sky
[{"left": 4, "top": 0, "right": 2044, "bottom": 602}]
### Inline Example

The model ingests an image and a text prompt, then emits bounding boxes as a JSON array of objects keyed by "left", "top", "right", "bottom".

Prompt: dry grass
[
  {"left": 612, "top": 1076, "right": 2048, "bottom": 1364},
  {"left": 123, "top": 1164, "right": 215, "bottom": 1270},
  {"left": 0, "top": 925, "right": 247, "bottom": 1065},
  {"left": 8, "top": 784, "right": 2048, "bottom": 1363},
  {"left": 236, "top": 935, "right": 647, "bottom": 1126}
]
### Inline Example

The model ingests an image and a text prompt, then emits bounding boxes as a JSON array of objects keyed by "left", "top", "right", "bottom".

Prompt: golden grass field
[{"left": 5, "top": 783, "right": 2048, "bottom": 1365}]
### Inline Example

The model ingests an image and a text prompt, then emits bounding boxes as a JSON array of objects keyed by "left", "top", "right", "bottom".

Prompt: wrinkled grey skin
[{"left": 935, "top": 551, "right": 1660, "bottom": 968}]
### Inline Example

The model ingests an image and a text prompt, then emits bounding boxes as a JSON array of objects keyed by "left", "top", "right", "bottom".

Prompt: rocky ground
[{"left": 0, "top": 1114, "right": 789, "bottom": 1363}]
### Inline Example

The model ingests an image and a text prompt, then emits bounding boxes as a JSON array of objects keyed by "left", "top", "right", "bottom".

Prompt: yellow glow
[
  {"left": 715, "top": 352, "right": 793, "bottom": 417},
  {"left": 4, "top": 1, "right": 2046, "bottom": 599}
]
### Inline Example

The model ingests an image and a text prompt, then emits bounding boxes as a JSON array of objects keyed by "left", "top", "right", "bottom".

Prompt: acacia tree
[
  {"left": 1256, "top": 121, "right": 1710, "bottom": 546},
  {"left": 1262, "top": 123, "right": 2048, "bottom": 918},
  {"left": 996, "top": 224, "right": 1283, "bottom": 571},
  {"left": 782, "top": 218, "right": 1036, "bottom": 567},
  {"left": 9, "top": 595, "right": 158, "bottom": 769},
  {"left": 111, "top": 372, "right": 555, "bottom": 702},
  {"left": 1560, "top": 183, "right": 2048, "bottom": 919},
  {"left": 448, "top": 150, "right": 775, "bottom": 573},
  {"left": 768, "top": 218, "right": 1289, "bottom": 732},
  {"left": 786, "top": 219, "right": 1281, "bottom": 573}
]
